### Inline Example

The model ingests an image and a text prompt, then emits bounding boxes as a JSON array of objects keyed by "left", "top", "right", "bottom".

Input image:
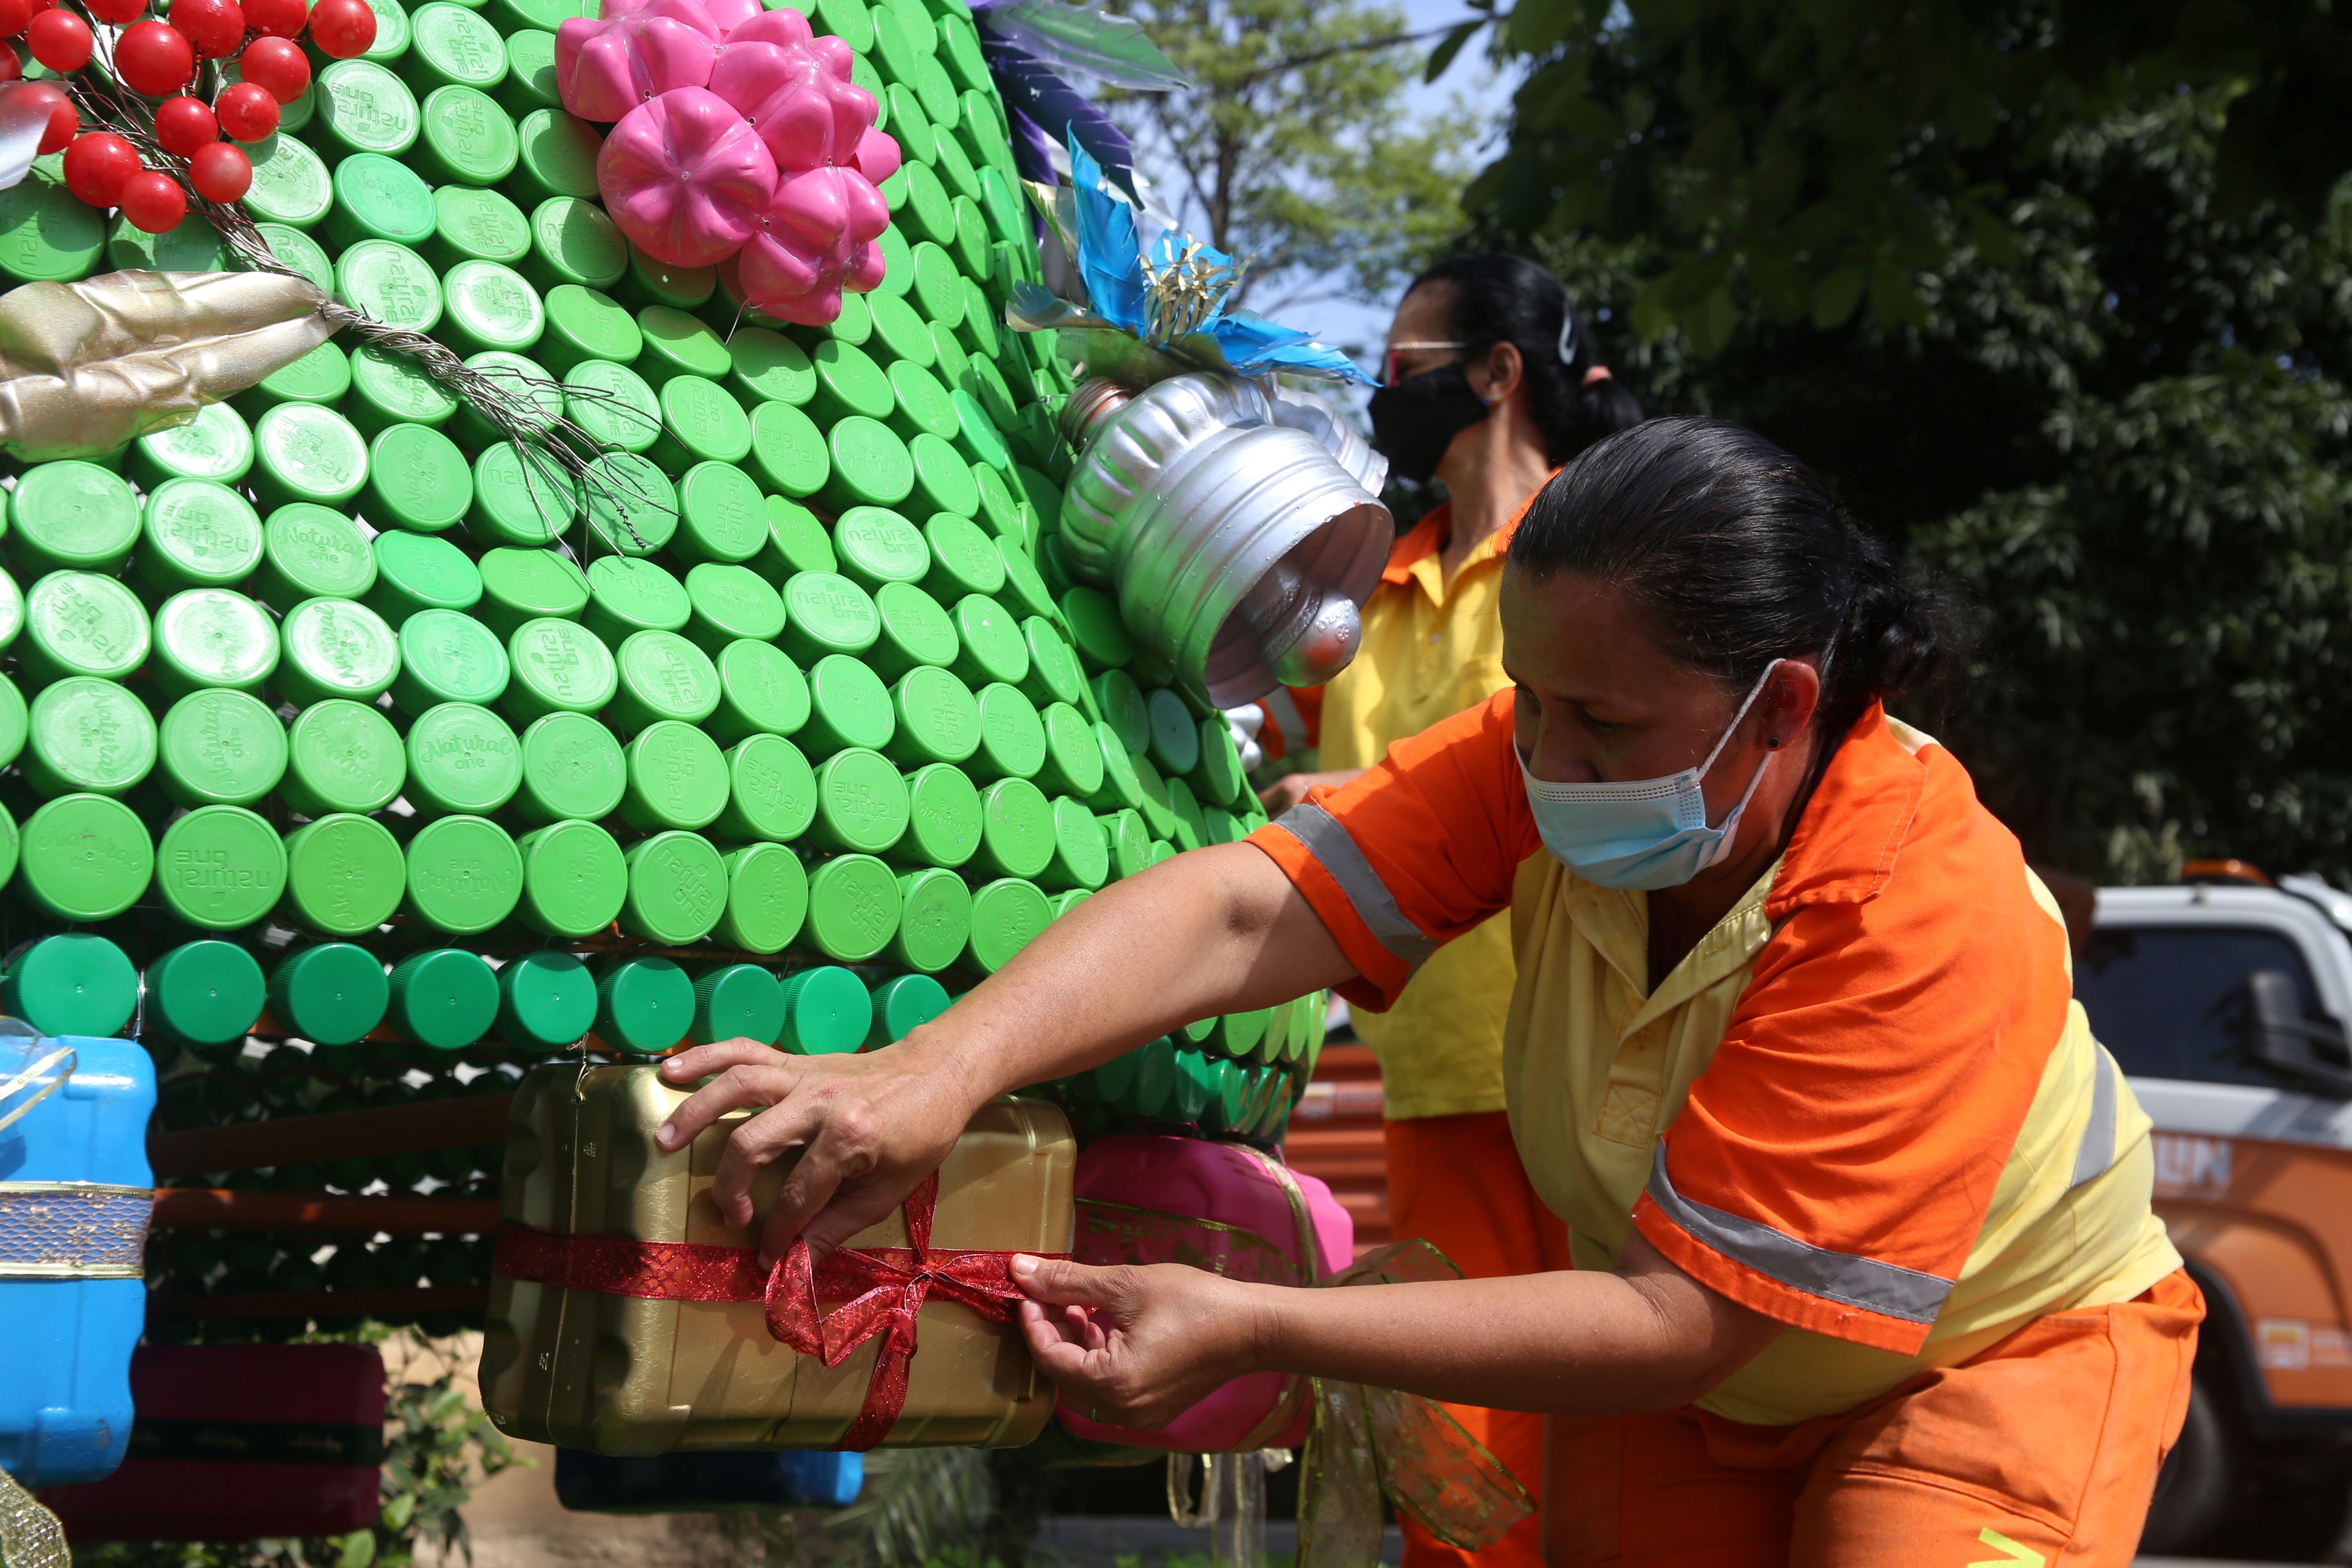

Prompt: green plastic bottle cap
[
  {"left": 1166, "top": 774, "right": 1207, "bottom": 852},
  {"left": 620, "top": 245, "right": 716, "bottom": 310},
  {"left": 150, "top": 589, "right": 280, "bottom": 699},
  {"left": 24, "top": 677, "right": 155, "bottom": 796},
  {"left": 516, "top": 817, "right": 626, "bottom": 936},
  {"left": 635, "top": 303, "right": 732, "bottom": 384},
  {"left": 498, "top": 27, "right": 560, "bottom": 116},
  {"left": 406, "top": 701, "right": 522, "bottom": 813},
  {"left": 131, "top": 402, "right": 255, "bottom": 489},
  {"left": 466, "top": 442, "right": 574, "bottom": 546},
  {"left": 159, "top": 688, "right": 288, "bottom": 808},
  {"left": 964, "top": 877, "right": 1050, "bottom": 973},
  {"left": 972, "top": 464, "right": 1021, "bottom": 542},
  {"left": 514, "top": 709, "right": 625, "bottom": 823},
  {"left": 540, "top": 282, "right": 641, "bottom": 374},
  {"left": 622, "top": 829, "right": 727, "bottom": 943},
  {"left": 974, "top": 775, "right": 1052, "bottom": 878},
  {"left": 901, "top": 164, "right": 956, "bottom": 251},
  {"left": 1135, "top": 753, "right": 1179, "bottom": 840},
  {"left": 317, "top": 59, "right": 423, "bottom": 157},
  {"left": 800, "top": 652, "right": 896, "bottom": 758},
  {"left": 141, "top": 480, "right": 263, "bottom": 591},
  {"left": 388, "top": 948, "right": 500, "bottom": 1050},
  {"left": 780, "top": 571, "right": 880, "bottom": 667},
  {"left": 899, "top": 759, "right": 979, "bottom": 867},
  {"left": 921, "top": 511, "right": 1005, "bottom": 603},
  {"left": 455, "top": 348, "right": 565, "bottom": 445},
  {"left": 282, "top": 812, "right": 407, "bottom": 934},
  {"left": 1192, "top": 718, "right": 1246, "bottom": 808},
  {"left": 1019, "top": 619, "right": 1086, "bottom": 710},
  {"left": 727, "top": 326, "right": 814, "bottom": 406},
  {"left": 511, "top": 108, "right": 605, "bottom": 203},
  {"left": 775, "top": 962, "right": 868, "bottom": 1053},
  {"left": 1037, "top": 701, "right": 1104, "bottom": 799},
  {"left": 867, "top": 582, "right": 956, "bottom": 682},
  {"left": 821, "top": 416, "right": 914, "bottom": 512},
  {"left": 431, "top": 184, "right": 531, "bottom": 271},
  {"left": 148, "top": 939, "right": 267, "bottom": 1047},
  {"left": 328, "top": 151, "right": 434, "bottom": 251},
  {"left": 1043, "top": 794, "right": 1110, "bottom": 890},
  {"left": 592, "top": 955, "right": 696, "bottom": 1053},
  {"left": 1063, "top": 587, "right": 1133, "bottom": 674},
  {"left": 652, "top": 375, "right": 752, "bottom": 470},
  {"left": 393, "top": 607, "right": 511, "bottom": 713},
  {"left": 949, "top": 594, "right": 1028, "bottom": 691},
  {"left": 992, "top": 541, "right": 1056, "bottom": 627},
  {"left": 746, "top": 400, "right": 829, "bottom": 497},
  {"left": 672, "top": 466, "right": 769, "bottom": 569},
  {"left": 583, "top": 555, "right": 691, "bottom": 647},
  {"left": 1100, "top": 805, "right": 1150, "bottom": 879},
  {"left": 692, "top": 962, "right": 786, "bottom": 1046},
  {"left": 582, "top": 450, "right": 679, "bottom": 557},
  {"left": 609, "top": 629, "right": 721, "bottom": 732},
  {"left": 0, "top": 168, "right": 104, "bottom": 282},
  {"left": 361, "top": 0, "right": 413, "bottom": 64},
  {"left": 21, "top": 571, "right": 148, "bottom": 684},
  {"left": 3, "top": 933, "right": 137, "bottom": 1037},
  {"left": 832, "top": 506, "right": 928, "bottom": 591},
  {"left": 679, "top": 564, "right": 780, "bottom": 655},
  {"left": 970, "top": 680, "right": 1048, "bottom": 783},
  {"left": 0, "top": 674, "right": 21, "bottom": 773},
  {"left": 155, "top": 804, "right": 287, "bottom": 930},
  {"left": 442, "top": 260, "right": 546, "bottom": 355},
  {"left": 868, "top": 222, "right": 912, "bottom": 300},
  {"left": 503, "top": 615, "right": 616, "bottom": 723},
  {"left": 13, "top": 461, "right": 139, "bottom": 574},
  {"left": 282, "top": 698, "right": 405, "bottom": 815},
  {"left": 808, "top": 338, "right": 892, "bottom": 422},
  {"left": 905, "top": 432, "right": 979, "bottom": 518},
  {"left": 478, "top": 546, "right": 591, "bottom": 641},
  {"left": 270, "top": 942, "right": 389, "bottom": 1046},
  {"left": 335, "top": 240, "right": 444, "bottom": 338},
  {"left": 716, "top": 841, "right": 805, "bottom": 952},
  {"left": 887, "top": 663, "right": 979, "bottom": 768},
  {"left": 1146, "top": 689, "right": 1204, "bottom": 777},
  {"left": 710, "top": 732, "right": 814, "bottom": 842},
  {"left": 364, "top": 424, "right": 475, "bottom": 537},
  {"left": 277, "top": 598, "right": 400, "bottom": 709},
  {"left": 807, "top": 745, "right": 908, "bottom": 852},
  {"left": 1091, "top": 670, "right": 1148, "bottom": 760},
  {"left": 620, "top": 719, "right": 728, "bottom": 831},
  {"left": 754, "top": 501, "right": 832, "bottom": 585},
  {"left": 416, "top": 83, "right": 520, "bottom": 186},
  {"left": 687, "top": 642, "right": 804, "bottom": 750},
  {"left": 247, "top": 338, "right": 349, "bottom": 408},
  {"left": 253, "top": 402, "right": 371, "bottom": 507},
  {"left": 496, "top": 948, "right": 595, "bottom": 1048},
  {"left": 18, "top": 794, "right": 149, "bottom": 921},
  {"left": 1199, "top": 805, "right": 1242, "bottom": 848},
  {"left": 405, "top": 812, "right": 522, "bottom": 934},
  {"left": 346, "top": 343, "right": 460, "bottom": 433},
  {"left": 865, "top": 286, "right": 934, "bottom": 368},
  {"left": 564, "top": 357, "right": 662, "bottom": 452},
  {"left": 409, "top": 3, "right": 508, "bottom": 90},
  {"left": 929, "top": 317, "right": 970, "bottom": 400},
  {"left": 865, "top": 971, "right": 948, "bottom": 1048},
  {"left": 948, "top": 387, "right": 1012, "bottom": 475},
  {"left": 371, "top": 529, "right": 476, "bottom": 619}
]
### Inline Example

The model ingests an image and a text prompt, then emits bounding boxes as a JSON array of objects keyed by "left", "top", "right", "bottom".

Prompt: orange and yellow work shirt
[
  {"left": 1315, "top": 499, "right": 1530, "bottom": 1121},
  {"left": 1249, "top": 695, "right": 2182, "bottom": 1426}
]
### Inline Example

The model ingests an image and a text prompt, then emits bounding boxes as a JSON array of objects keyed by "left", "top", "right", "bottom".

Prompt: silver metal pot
[{"left": 1057, "top": 373, "right": 1390, "bottom": 705}]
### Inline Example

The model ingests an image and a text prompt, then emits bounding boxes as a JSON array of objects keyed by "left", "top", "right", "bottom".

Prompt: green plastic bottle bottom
[
  {"left": 778, "top": 964, "right": 871, "bottom": 1054},
  {"left": 2, "top": 933, "right": 138, "bottom": 1038}
]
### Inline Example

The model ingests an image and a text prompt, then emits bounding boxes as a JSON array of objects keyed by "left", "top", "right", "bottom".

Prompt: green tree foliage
[
  {"left": 1454, "top": 0, "right": 2352, "bottom": 346},
  {"left": 1104, "top": 0, "right": 1473, "bottom": 314},
  {"left": 1529, "top": 92, "right": 2352, "bottom": 882}
]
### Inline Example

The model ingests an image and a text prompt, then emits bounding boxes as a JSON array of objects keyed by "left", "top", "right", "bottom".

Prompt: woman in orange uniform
[
  {"left": 659, "top": 418, "right": 2200, "bottom": 1565},
  {"left": 1261, "top": 253, "right": 1641, "bottom": 1568}
]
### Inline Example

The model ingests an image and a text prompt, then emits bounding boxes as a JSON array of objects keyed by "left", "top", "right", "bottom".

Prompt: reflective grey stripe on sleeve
[
  {"left": 2069, "top": 1046, "right": 2120, "bottom": 1190},
  {"left": 1645, "top": 1144, "right": 1952, "bottom": 1326},
  {"left": 1268, "top": 801, "right": 1439, "bottom": 972}
]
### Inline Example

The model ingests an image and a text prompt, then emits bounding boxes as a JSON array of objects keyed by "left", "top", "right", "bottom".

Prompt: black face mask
[{"left": 1367, "top": 362, "right": 1489, "bottom": 485}]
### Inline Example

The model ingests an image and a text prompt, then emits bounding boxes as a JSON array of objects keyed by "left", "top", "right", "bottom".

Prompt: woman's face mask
[{"left": 1367, "top": 360, "right": 1489, "bottom": 485}]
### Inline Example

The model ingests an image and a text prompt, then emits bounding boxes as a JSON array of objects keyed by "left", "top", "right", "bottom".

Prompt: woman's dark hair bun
[
  {"left": 1407, "top": 253, "right": 1643, "bottom": 464},
  {"left": 1509, "top": 416, "right": 1954, "bottom": 750}
]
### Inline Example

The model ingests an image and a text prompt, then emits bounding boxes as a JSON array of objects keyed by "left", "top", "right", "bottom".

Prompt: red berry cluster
[{"left": 4, "top": 0, "right": 375, "bottom": 232}]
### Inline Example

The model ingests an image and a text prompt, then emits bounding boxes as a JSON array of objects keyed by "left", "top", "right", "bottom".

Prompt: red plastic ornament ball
[
  {"left": 238, "top": 34, "right": 308, "bottom": 101},
  {"left": 85, "top": 0, "right": 144, "bottom": 23},
  {"left": 241, "top": 0, "right": 301, "bottom": 35},
  {"left": 168, "top": 0, "right": 243, "bottom": 58},
  {"left": 213, "top": 79, "right": 277, "bottom": 140},
  {"left": 0, "top": 44, "right": 21, "bottom": 79},
  {"left": 119, "top": 169, "right": 187, "bottom": 231},
  {"left": 152, "top": 93, "right": 216, "bottom": 155},
  {"left": 18, "top": 81, "right": 73, "bottom": 152},
  {"left": 0, "top": 0, "right": 37, "bottom": 35},
  {"left": 304, "top": 0, "right": 371, "bottom": 57},
  {"left": 186, "top": 139, "right": 249, "bottom": 202},
  {"left": 114, "top": 17, "right": 194, "bottom": 93},
  {"left": 24, "top": 8, "right": 88, "bottom": 70},
  {"left": 61, "top": 130, "right": 137, "bottom": 206}
]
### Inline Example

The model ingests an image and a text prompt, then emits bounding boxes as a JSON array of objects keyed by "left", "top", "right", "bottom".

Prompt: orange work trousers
[
  {"left": 1386, "top": 1110, "right": 1572, "bottom": 1568},
  {"left": 1542, "top": 1269, "right": 2204, "bottom": 1567}
]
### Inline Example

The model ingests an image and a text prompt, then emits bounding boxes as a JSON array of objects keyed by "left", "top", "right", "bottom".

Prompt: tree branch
[{"left": 1232, "top": 20, "right": 1478, "bottom": 88}]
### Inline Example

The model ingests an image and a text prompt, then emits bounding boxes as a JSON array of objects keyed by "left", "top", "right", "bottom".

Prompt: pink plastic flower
[
  {"left": 737, "top": 164, "right": 888, "bottom": 322},
  {"left": 707, "top": 12, "right": 877, "bottom": 170},
  {"left": 851, "top": 123, "right": 899, "bottom": 184},
  {"left": 597, "top": 86, "right": 778, "bottom": 267},
  {"left": 556, "top": 0, "right": 720, "bottom": 122}
]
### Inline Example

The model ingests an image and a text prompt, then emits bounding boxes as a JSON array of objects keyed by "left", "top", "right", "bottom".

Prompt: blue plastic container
[
  {"left": 554, "top": 1449, "right": 865, "bottom": 1512},
  {"left": 0, "top": 1030, "right": 155, "bottom": 1486}
]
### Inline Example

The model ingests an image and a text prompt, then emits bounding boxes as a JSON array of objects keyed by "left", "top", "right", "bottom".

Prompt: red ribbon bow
[{"left": 494, "top": 1173, "right": 1059, "bottom": 1450}]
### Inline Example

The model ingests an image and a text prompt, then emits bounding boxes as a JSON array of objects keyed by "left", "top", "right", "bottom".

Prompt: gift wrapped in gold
[{"left": 480, "top": 1064, "right": 1075, "bottom": 1453}]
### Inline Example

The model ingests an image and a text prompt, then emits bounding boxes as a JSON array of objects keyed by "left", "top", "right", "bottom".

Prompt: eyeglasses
[{"left": 1382, "top": 340, "right": 1469, "bottom": 386}]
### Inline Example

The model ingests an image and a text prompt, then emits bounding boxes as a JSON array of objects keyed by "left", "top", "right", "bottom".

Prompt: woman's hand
[
  {"left": 1012, "top": 1255, "right": 1271, "bottom": 1430},
  {"left": 653, "top": 1035, "right": 983, "bottom": 1264},
  {"left": 1256, "top": 768, "right": 1364, "bottom": 816}
]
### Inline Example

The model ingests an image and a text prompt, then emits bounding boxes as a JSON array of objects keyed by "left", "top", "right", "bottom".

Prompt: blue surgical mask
[{"left": 1518, "top": 660, "right": 1783, "bottom": 891}]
